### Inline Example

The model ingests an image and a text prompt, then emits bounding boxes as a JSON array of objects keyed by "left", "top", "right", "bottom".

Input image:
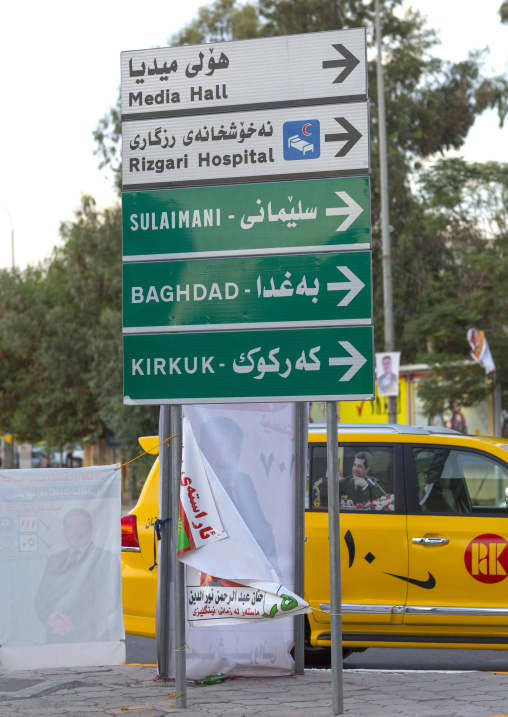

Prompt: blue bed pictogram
[{"left": 283, "top": 120, "right": 320, "bottom": 161}]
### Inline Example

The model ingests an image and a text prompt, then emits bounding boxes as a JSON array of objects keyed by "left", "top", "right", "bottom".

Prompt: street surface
[{"left": 126, "top": 634, "right": 508, "bottom": 672}]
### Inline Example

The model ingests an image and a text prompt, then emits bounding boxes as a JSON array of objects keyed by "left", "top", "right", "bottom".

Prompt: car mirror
[{"left": 505, "top": 485, "right": 508, "bottom": 508}]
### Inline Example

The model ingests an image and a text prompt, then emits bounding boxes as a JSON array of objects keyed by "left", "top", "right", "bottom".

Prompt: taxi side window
[
  {"left": 413, "top": 447, "right": 508, "bottom": 514},
  {"left": 309, "top": 444, "right": 395, "bottom": 512}
]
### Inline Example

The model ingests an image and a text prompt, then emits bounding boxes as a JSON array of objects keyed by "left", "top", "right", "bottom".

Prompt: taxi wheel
[
  {"left": 304, "top": 644, "right": 331, "bottom": 667},
  {"left": 303, "top": 646, "right": 357, "bottom": 666},
  {"left": 303, "top": 620, "right": 365, "bottom": 666}
]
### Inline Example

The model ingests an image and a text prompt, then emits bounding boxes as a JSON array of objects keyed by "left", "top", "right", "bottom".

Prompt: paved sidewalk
[{"left": 1, "top": 664, "right": 508, "bottom": 717}]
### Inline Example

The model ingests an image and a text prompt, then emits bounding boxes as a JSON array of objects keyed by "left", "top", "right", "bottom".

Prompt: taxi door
[
  {"left": 404, "top": 443, "right": 508, "bottom": 645},
  {"left": 305, "top": 441, "right": 408, "bottom": 640}
]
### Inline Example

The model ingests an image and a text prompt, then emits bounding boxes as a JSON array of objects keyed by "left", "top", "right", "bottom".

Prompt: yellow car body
[{"left": 122, "top": 425, "right": 508, "bottom": 652}]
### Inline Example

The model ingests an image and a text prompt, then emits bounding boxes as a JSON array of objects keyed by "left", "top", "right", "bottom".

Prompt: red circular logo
[{"left": 464, "top": 534, "right": 508, "bottom": 584}]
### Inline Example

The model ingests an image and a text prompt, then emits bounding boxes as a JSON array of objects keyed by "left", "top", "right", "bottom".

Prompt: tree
[
  {"left": 413, "top": 159, "right": 508, "bottom": 415},
  {"left": 0, "top": 197, "right": 159, "bottom": 466},
  {"left": 170, "top": 0, "right": 508, "bottom": 399},
  {"left": 92, "top": 0, "right": 508, "bottom": 420}
]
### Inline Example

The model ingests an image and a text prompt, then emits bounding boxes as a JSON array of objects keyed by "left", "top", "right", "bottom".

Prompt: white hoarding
[
  {"left": 121, "top": 29, "right": 367, "bottom": 119},
  {"left": 122, "top": 101, "right": 369, "bottom": 189}
]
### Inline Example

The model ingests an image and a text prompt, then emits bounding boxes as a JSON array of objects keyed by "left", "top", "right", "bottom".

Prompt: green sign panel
[
  {"left": 123, "top": 251, "right": 371, "bottom": 332},
  {"left": 123, "top": 326, "right": 374, "bottom": 404},
  {"left": 122, "top": 176, "right": 370, "bottom": 260}
]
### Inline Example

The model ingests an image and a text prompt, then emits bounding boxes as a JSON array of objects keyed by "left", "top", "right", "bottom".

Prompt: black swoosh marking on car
[
  {"left": 384, "top": 571, "right": 436, "bottom": 590},
  {"left": 344, "top": 530, "right": 355, "bottom": 567}
]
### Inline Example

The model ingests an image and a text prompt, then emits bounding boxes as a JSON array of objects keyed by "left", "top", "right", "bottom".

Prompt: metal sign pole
[
  {"left": 375, "top": 0, "right": 397, "bottom": 424},
  {"left": 326, "top": 400, "right": 343, "bottom": 714},
  {"left": 157, "top": 405, "right": 171, "bottom": 678},
  {"left": 294, "top": 401, "right": 307, "bottom": 674},
  {"left": 170, "top": 406, "right": 187, "bottom": 707}
]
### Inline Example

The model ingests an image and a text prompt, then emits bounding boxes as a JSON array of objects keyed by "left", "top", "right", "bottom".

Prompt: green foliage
[
  {"left": 0, "top": 196, "right": 158, "bottom": 452},
  {"left": 413, "top": 159, "right": 508, "bottom": 414},
  {"left": 417, "top": 361, "right": 491, "bottom": 418},
  {"left": 93, "top": 94, "right": 122, "bottom": 196},
  {"left": 80, "top": 0, "right": 508, "bottom": 426},
  {"left": 171, "top": 0, "right": 261, "bottom": 44},
  {"left": 500, "top": 0, "right": 508, "bottom": 24}
]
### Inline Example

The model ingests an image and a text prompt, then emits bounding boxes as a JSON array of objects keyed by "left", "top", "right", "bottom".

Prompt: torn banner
[
  {"left": 177, "top": 415, "right": 310, "bottom": 627},
  {"left": 467, "top": 328, "right": 496, "bottom": 376}
]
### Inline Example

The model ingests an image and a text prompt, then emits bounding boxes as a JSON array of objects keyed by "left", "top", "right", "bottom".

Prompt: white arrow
[
  {"left": 325, "top": 191, "right": 364, "bottom": 231},
  {"left": 329, "top": 341, "right": 367, "bottom": 382},
  {"left": 327, "top": 266, "right": 365, "bottom": 306}
]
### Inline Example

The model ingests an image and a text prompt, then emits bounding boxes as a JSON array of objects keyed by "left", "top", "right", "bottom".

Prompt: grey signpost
[{"left": 121, "top": 28, "right": 372, "bottom": 714}]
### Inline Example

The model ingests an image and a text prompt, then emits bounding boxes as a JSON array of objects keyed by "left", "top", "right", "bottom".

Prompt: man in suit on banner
[
  {"left": 35, "top": 508, "right": 121, "bottom": 643},
  {"left": 199, "top": 416, "right": 281, "bottom": 578}
]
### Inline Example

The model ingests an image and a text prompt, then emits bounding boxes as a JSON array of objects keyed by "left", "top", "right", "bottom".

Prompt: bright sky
[{"left": 0, "top": 0, "right": 506, "bottom": 270}]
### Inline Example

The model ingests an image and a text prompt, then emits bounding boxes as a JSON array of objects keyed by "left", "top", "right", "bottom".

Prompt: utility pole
[{"left": 375, "top": 0, "right": 397, "bottom": 423}]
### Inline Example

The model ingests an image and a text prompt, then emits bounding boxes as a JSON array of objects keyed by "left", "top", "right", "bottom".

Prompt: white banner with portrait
[
  {"left": 375, "top": 351, "right": 400, "bottom": 397},
  {"left": 165, "top": 403, "right": 301, "bottom": 678},
  {"left": 0, "top": 466, "right": 125, "bottom": 670}
]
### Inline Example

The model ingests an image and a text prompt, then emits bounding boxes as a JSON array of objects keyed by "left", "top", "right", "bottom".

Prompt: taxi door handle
[{"left": 412, "top": 537, "right": 449, "bottom": 546}]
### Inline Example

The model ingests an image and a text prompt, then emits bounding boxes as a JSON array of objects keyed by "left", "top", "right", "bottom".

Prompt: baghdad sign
[
  {"left": 122, "top": 176, "right": 371, "bottom": 260},
  {"left": 123, "top": 326, "right": 374, "bottom": 404},
  {"left": 122, "top": 251, "right": 372, "bottom": 333},
  {"left": 121, "top": 101, "right": 369, "bottom": 189},
  {"left": 121, "top": 29, "right": 367, "bottom": 119}
]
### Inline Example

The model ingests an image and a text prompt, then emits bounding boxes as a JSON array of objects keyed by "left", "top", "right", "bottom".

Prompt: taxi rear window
[{"left": 308, "top": 444, "right": 395, "bottom": 512}]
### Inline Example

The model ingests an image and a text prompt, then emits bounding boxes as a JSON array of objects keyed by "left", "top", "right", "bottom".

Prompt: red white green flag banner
[{"left": 177, "top": 416, "right": 227, "bottom": 554}]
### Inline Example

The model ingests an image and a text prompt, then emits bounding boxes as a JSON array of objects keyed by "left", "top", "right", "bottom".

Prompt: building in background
[{"left": 309, "top": 363, "right": 500, "bottom": 436}]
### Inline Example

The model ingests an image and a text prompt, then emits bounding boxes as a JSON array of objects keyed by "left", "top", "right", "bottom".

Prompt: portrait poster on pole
[
  {"left": 0, "top": 466, "right": 125, "bottom": 670},
  {"left": 375, "top": 351, "right": 400, "bottom": 397},
  {"left": 163, "top": 403, "right": 304, "bottom": 678}
]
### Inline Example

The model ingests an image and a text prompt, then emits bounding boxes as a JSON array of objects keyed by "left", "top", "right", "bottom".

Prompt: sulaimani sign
[
  {"left": 121, "top": 29, "right": 367, "bottom": 119},
  {"left": 122, "top": 176, "right": 371, "bottom": 260}
]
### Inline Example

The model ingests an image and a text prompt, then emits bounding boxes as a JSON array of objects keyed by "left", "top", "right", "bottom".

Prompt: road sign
[
  {"left": 122, "top": 251, "right": 372, "bottom": 333},
  {"left": 123, "top": 326, "right": 374, "bottom": 404},
  {"left": 122, "top": 101, "right": 369, "bottom": 190},
  {"left": 121, "top": 29, "right": 367, "bottom": 119},
  {"left": 122, "top": 176, "right": 371, "bottom": 260}
]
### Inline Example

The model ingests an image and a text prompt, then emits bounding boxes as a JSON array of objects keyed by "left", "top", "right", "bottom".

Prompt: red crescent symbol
[{"left": 302, "top": 123, "right": 311, "bottom": 136}]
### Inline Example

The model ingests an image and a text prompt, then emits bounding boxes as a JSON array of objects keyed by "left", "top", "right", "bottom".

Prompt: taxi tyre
[{"left": 303, "top": 615, "right": 362, "bottom": 665}]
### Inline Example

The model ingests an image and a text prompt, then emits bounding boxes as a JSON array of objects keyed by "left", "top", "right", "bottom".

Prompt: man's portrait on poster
[
  {"left": 35, "top": 507, "right": 121, "bottom": 643},
  {"left": 376, "top": 352, "right": 400, "bottom": 397},
  {"left": 339, "top": 451, "right": 387, "bottom": 507},
  {"left": 199, "top": 416, "right": 280, "bottom": 578}
]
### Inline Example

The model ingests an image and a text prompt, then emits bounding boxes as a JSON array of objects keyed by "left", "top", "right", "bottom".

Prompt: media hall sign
[{"left": 121, "top": 29, "right": 374, "bottom": 404}]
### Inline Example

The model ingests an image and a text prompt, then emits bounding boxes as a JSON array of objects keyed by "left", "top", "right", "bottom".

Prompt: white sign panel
[
  {"left": 121, "top": 29, "right": 367, "bottom": 118},
  {"left": 122, "top": 101, "right": 369, "bottom": 190}
]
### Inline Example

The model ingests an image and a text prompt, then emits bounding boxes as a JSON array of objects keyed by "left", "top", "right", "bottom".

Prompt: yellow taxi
[{"left": 122, "top": 424, "right": 508, "bottom": 658}]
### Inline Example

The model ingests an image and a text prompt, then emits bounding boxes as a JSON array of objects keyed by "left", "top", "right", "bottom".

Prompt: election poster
[
  {"left": 467, "top": 328, "right": 496, "bottom": 376},
  {"left": 162, "top": 402, "right": 305, "bottom": 678},
  {"left": 0, "top": 466, "right": 124, "bottom": 670},
  {"left": 177, "top": 415, "right": 309, "bottom": 626}
]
